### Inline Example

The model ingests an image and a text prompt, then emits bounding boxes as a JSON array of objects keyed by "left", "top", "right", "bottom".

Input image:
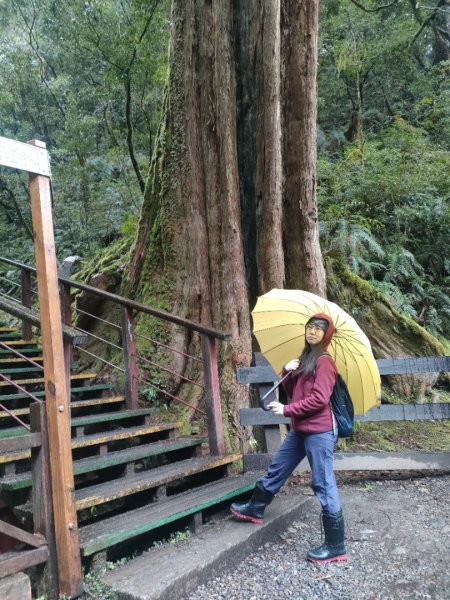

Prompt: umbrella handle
[{"left": 259, "top": 370, "right": 292, "bottom": 411}]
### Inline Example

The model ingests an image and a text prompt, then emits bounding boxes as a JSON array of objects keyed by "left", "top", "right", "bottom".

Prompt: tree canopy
[{"left": 0, "top": 0, "right": 449, "bottom": 342}]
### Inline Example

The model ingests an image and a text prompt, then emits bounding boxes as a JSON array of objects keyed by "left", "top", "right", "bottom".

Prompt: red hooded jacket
[{"left": 281, "top": 313, "right": 337, "bottom": 434}]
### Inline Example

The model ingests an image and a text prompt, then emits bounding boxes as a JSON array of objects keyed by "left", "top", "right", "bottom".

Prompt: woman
[{"left": 230, "top": 313, "right": 347, "bottom": 564}]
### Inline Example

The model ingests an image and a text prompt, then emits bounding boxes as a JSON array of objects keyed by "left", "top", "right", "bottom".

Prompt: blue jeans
[{"left": 258, "top": 429, "right": 341, "bottom": 513}]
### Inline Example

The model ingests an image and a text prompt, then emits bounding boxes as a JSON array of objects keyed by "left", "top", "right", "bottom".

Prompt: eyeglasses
[{"left": 305, "top": 324, "right": 325, "bottom": 332}]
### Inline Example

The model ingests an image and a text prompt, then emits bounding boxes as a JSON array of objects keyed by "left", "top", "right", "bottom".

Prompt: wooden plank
[
  {"left": 0, "top": 433, "right": 41, "bottom": 454},
  {"left": 0, "top": 372, "right": 96, "bottom": 387},
  {"left": 79, "top": 474, "right": 256, "bottom": 556},
  {"left": 68, "top": 407, "right": 154, "bottom": 428},
  {"left": 237, "top": 356, "right": 450, "bottom": 382},
  {"left": 75, "top": 453, "right": 241, "bottom": 510},
  {"left": 71, "top": 422, "right": 182, "bottom": 450},
  {"left": 0, "top": 384, "right": 115, "bottom": 402},
  {"left": 240, "top": 408, "right": 290, "bottom": 426},
  {"left": 236, "top": 366, "right": 277, "bottom": 385},
  {"left": 0, "top": 423, "right": 181, "bottom": 464},
  {"left": 0, "top": 437, "right": 208, "bottom": 492},
  {"left": 29, "top": 143, "right": 83, "bottom": 597},
  {"left": 356, "top": 402, "right": 450, "bottom": 422},
  {"left": 240, "top": 403, "right": 450, "bottom": 426},
  {"left": 0, "top": 519, "right": 46, "bottom": 548},
  {"left": 377, "top": 356, "right": 450, "bottom": 375},
  {"left": 0, "top": 136, "right": 51, "bottom": 176},
  {"left": 0, "top": 546, "right": 49, "bottom": 578}
]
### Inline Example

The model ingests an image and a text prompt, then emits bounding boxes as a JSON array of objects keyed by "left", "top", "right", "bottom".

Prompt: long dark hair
[{"left": 293, "top": 343, "right": 326, "bottom": 377}]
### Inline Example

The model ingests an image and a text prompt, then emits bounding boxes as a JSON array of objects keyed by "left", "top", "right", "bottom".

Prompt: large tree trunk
[
  {"left": 234, "top": 1, "right": 284, "bottom": 304},
  {"left": 281, "top": 0, "right": 326, "bottom": 296},
  {"left": 127, "top": 0, "right": 252, "bottom": 450},
  {"left": 126, "top": 0, "right": 324, "bottom": 450}
]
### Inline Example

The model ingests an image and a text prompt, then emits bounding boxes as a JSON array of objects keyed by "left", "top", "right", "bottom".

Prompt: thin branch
[
  {"left": 125, "top": 76, "right": 146, "bottom": 193},
  {"left": 348, "top": 0, "right": 399, "bottom": 12}
]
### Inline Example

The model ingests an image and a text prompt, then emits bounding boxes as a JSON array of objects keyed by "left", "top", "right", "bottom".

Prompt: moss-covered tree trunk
[
  {"left": 127, "top": 0, "right": 253, "bottom": 450},
  {"left": 126, "top": 0, "right": 325, "bottom": 450}
]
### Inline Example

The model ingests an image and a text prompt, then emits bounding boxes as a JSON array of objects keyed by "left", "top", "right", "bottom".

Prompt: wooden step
[
  {"left": 0, "top": 384, "right": 116, "bottom": 403},
  {"left": 0, "top": 437, "right": 207, "bottom": 492},
  {"left": 0, "top": 396, "right": 125, "bottom": 420},
  {"left": 75, "top": 453, "right": 241, "bottom": 511},
  {"left": 0, "top": 422, "right": 182, "bottom": 464},
  {"left": 0, "top": 327, "right": 18, "bottom": 333},
  {"left": 0, "top": 408, "right": 156, "bottom": 439},
  {"left": 0, "top": 356, "right": 44, "bottom": 364},
  {"left": 0, "top": 367, "right": 44, "bottom": 376},
  {"left": 0, "top": 333, "right": 22, "bottom": 340},
  {"left": 0, "top": 347, "right": 42, "bottom": 356},
  {"left": 79, "top": 473, "right": 254, "bottom": 556},
  {"left": 0, "top": 372, "right": 97, "bottom": 387},
  {"left": 0, "top": 340, "right": 39, "bottom": 347}
]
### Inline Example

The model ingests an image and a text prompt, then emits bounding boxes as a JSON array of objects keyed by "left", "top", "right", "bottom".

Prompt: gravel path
[{"left": 182, "top": 474, "right": 450, "bottom": 600}]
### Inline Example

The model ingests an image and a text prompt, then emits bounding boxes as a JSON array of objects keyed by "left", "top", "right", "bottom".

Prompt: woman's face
[{"left": 305, "top": 323, "right": 326, "bottom": 346}]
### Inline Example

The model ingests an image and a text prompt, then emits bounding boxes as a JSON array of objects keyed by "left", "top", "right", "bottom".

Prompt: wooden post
[
  {"left": 21, "top": 267, "right": 32, "bottom": 340},
  {"left": 121, "top": 306, "right": 138, "bottom": 409},
  {"left": 28, "top": 140, "right": 83, "bottom": 598},
  {"left": 200, "top": 334, "right": 224, "bottom": 456},
  {"left": 60, "top": 280, "right": 74, "bottom": 409},
  {"left": 30, "top": 402, "right": 58, "bottom": 600}
]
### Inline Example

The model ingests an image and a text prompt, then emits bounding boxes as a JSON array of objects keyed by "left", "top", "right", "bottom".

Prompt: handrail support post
[
  {"left": 201, "top": 334, "right": 225, "bottom": 455},
  {"left": 121, "top": 306, "right": 139, "bottom": 409}
]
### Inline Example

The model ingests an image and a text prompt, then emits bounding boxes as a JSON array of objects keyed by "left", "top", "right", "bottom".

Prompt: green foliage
[
  {"left": 0, "top": 0, "right": 170, "bottom": 262},
  {"left": 318, "top": 115, "right": 450, "bottom": 338}
]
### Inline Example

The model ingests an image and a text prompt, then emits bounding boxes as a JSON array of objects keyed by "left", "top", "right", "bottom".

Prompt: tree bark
[
  {"left": 280, "top": 0, "right": 326, "bottom": 296},
  {"left": 126, "top": 0, "right": 325, "bottom": 450},
  {"left": 127, "top": 0, "right": 253, "bottom": 450},
  {"left": 234, "top": 1, "right": 284, "bottom": 304}
]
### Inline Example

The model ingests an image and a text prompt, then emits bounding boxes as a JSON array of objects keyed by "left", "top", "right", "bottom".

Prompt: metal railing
[{"left": 0, "top": 256, "right": 231, "bottom": 455}]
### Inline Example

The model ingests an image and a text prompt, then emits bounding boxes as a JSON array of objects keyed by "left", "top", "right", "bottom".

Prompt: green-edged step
[
  {"left": 0, "top": 408, "right": 156, "bottom": 439},
  {"left": 0, "top": 384, "right": 116, "bottom": 403},
  {"left": 75, "top": 453, "right": 241, "bottom": 510},
  {"left": 0, "top": 422, "right": 182, "bottom": 465},
  {"left": 0, "top": 396, "right": 125, "bottom": 420},
  {"left": 79, "top": 474, "right": 256, "bottom": 556},
  {"left": 0, "top": 437, "right": 207, "bottom": 492}
]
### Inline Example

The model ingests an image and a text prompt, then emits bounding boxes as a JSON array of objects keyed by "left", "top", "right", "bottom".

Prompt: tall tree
[
  {"left": 127, "top": 1, "right": 325, "bottom": 446},
  {"left": 281, "top": 0, "right": 325, "bottom": 295}
]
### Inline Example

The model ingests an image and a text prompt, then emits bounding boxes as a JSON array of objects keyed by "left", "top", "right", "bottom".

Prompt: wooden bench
[{"left": 236, "top": 353, "right": 450, "bottom": 472}]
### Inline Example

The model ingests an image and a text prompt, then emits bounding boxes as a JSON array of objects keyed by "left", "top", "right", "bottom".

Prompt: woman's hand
[
  {"left": 284, "top": 358, "right": 299, "bottom": 372},
  {"left": 267, "top": 401, "right": 284, "bottom": 416}
]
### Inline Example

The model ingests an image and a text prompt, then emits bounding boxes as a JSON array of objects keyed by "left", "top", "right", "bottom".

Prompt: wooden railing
[{"left": 0, "top": 256, "right": 231, "bottom": 456}]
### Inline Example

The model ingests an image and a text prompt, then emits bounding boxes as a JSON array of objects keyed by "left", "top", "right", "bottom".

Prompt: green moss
[
  {"left": 342, "top": 420, "right": 450, "bottom": 452},
  {"left": 325, "top": 256, "right": 445, "bottom": 357}
]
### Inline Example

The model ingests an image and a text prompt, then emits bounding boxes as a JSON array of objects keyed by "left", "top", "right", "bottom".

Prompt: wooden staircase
[{"left": 0, "top": 326, "right": 253, "bottom": 571}]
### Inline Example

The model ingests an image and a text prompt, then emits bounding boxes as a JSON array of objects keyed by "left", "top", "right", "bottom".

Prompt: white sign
[{"left": 0, "top": 136, "right": 51, "bottom": 177}]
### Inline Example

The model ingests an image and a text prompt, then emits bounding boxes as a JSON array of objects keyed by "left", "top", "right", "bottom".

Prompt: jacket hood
[{"left": 306, "top": 313, "right": 335, "bottom": 351}]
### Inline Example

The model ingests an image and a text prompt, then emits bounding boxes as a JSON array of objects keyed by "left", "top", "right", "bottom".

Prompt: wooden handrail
[{"left": 0, "top": 257, "right": 231, "bottom": 341}]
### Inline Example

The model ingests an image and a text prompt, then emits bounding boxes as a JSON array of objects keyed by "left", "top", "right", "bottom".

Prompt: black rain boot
[
  {"left": 230, "top": 483, "right": 274, "bottom": 524},
  {"left": 307, "top": 509, "right": 347, "bottom": 564}
]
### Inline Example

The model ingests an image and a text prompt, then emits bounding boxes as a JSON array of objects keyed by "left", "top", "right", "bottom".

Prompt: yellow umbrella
[{"left": 252, "top": 289, "right": 381, "bottom": 415}]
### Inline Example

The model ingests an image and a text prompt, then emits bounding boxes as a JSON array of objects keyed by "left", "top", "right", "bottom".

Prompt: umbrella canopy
[{"left": 252, "top": 289, "right": 381, "bottom": 415}]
